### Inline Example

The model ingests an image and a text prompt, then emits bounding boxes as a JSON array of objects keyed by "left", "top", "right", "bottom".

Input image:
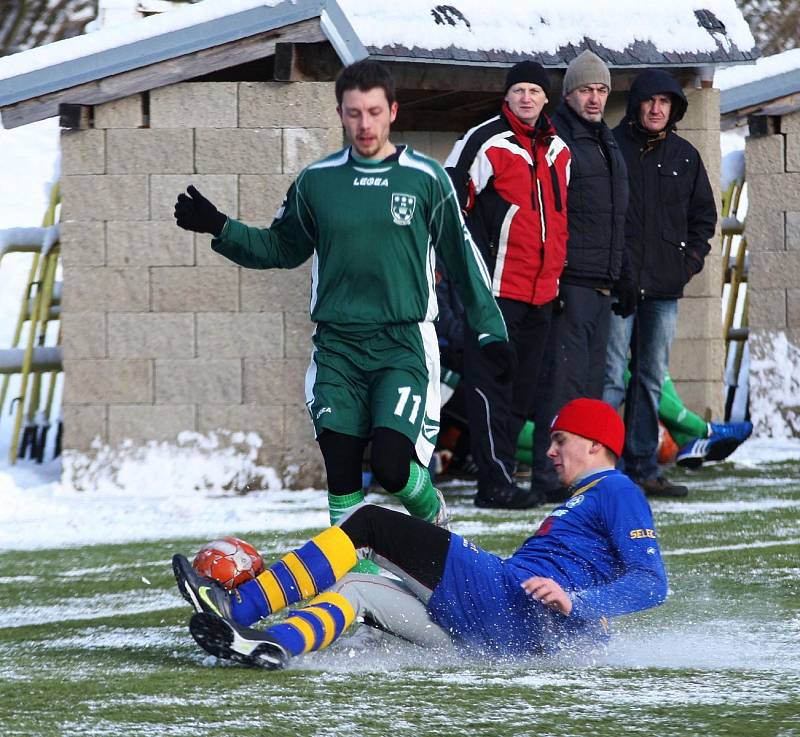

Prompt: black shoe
[
  {"left": 635, "top": 477, "right": 689, "bottom": 498},
  {"left": 189, "top": 612, "right": 289, "bottom": 670},
  {"left": 475, "top": 484, "right": 544, "bottom": 509},
  {"left": 172, "top": 554, "right": 233, "bottom": 620}
]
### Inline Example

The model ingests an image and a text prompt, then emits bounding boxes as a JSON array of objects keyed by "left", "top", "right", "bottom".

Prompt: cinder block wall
[
  {"left": 59, "top": 81, "right": 343, "bottom": 486},
  {"left": 745, "top": 109, "right": 800, "bottom": 437}
]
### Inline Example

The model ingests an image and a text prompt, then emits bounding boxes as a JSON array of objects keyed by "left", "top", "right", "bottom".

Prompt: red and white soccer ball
[{"left": 192, "top": 536, "right": 264, "bottom": 590}]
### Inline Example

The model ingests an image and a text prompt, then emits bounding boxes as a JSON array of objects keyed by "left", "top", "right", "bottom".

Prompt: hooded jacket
[
  {"left": 551, "top": 100, "right": 629, "bottom": 289},
  {"left": 613, "top": 69, "right": 717, "bottom": 299},
  {"left": 445, "top": 103, "right": 571, "bottom": 306}
]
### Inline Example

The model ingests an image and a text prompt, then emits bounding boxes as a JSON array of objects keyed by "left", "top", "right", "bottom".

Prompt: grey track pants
[{"left": 329, "top": 573, "right": 455, "bottom": 651}]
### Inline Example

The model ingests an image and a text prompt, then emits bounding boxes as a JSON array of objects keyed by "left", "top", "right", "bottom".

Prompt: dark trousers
[
  {"left": 341, "top": 505, "right": 450, "bottom": 590},
  {"left": 531, "top": 285, "right": 611, "bottom": 493},
  {"left": 463, "top": 298, "right": 552, "bottom": 491},
  {"left": 319, "top": 428, "right": 414, "bottom": 494}
]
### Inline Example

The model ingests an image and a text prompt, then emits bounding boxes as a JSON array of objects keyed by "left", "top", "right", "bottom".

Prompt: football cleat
[
  {"left": 189, "top": 611, "right": 289, "bottom": 670},
  {"left": 705, "top": 421, "right": 753, "bottom": 461},
  {"left": 676, "top": 421, "right": 753, "bottom": 469},
  {"left": 674, "top": 439, "right": 707, "bottom": 469},
  {"left": 432, "top": 489, "right": 452, "bottom": 530},
  {"left": 172, "top": 554, "right": 233, "bottom": 620}
]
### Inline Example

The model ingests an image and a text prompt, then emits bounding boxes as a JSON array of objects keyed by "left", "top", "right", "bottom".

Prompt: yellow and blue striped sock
[
  {"left": 265, "top": 592, "right": 356, "bottom": 657},
  {"left": 230, "top": 527, "right": 357, "bottom": 626}
]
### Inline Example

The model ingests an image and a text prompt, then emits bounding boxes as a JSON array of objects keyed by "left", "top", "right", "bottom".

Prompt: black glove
[
  {"left": 174, "top": 185, "right": 227, "bottom": 237},
  {"left": 611, "top": 279, "right": 638, "bottom": 318},
  {"left": 480, "top": 340, "right": 517, "bottom": 384}
]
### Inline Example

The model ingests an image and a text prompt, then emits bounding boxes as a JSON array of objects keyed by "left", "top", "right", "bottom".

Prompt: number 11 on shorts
[{"left": 395, "top": 386, "right": 421, "bottom": 424}]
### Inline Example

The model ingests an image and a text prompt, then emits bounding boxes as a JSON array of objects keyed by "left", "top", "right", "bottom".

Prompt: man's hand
[
  {"left": 480, "top": 340, "right": 517, "bottom": 384},
  {"left": 174, "top": 185, "right": 227, "bottom": 237},
  {"left": 521, "top": 576, "right": 573, "bottom": 616},
  {"left": 611, "top": 278, "right": 638, "bottom": 318}
]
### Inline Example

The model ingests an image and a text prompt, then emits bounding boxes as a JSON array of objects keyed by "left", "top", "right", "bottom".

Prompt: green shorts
[{"left": 305, "top": 322, "right": 441, "bottom": 465}]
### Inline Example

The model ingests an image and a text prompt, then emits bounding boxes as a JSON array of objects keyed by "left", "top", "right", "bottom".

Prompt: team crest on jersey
[{"left": 391, "top": 193, "right": 416, "bottom": 226}]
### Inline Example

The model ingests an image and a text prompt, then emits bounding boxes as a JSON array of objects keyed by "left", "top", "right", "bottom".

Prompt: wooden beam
[
  {"left": 0, "top": 19, "right": 326, "bottom": 129},
  {"left": 274, "top": 41, "right": 342, "bottom": 82},
  {"left": 395, "top": 107, "right": 498, "bottom": 132},
  {"left": 748, "top": 115, "right": 781, "bottom": 137},
  {"left": 59, "top": 103, "right": 92, "bottom": 130},
  {"left": 385, "top": 61, "right": 693, "bottom": 97},
  {"left": 388, "top": 61, "right": 508, "bottom": 93}
]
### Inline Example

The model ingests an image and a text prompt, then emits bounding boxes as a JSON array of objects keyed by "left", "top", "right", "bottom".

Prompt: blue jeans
[{"left": 603, "top": 298, "right": 678, "bottom": 481}]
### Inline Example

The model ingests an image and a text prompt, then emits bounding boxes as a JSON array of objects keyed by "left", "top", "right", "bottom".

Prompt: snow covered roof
[
  {"left": 0, "top": 0, "right": 758, "bottom": 128},
  {"left": 718, "top": 49, "right": 800, "bottom": 116}
]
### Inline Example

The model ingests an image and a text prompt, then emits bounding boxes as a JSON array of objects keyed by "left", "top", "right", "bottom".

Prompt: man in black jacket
[
  {"left": 603, "top": 69, "right": 716, "bottom": 498},
  {"left": 530, "top": 50, "right": 630, "bottom": 502}
]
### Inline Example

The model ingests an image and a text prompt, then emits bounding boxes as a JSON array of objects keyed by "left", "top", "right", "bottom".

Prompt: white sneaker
[{"left": 432, "top": 489, "right": 451, "bottom": 530}]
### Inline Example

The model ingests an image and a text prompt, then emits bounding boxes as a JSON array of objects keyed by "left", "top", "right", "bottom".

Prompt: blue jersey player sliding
[{"left": 172, "top": 398, "right": 668, "bottom": 667}]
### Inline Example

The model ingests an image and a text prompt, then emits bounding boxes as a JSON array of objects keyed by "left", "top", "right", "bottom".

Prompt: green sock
[
  {"left": 658, "top": 374, "right": 708, "bottom": 441},
  {"left": 327, "top": 490, "right": 380, "bottom": 574},
  {"left": 393, "top": 462, "right": 440, "bottom": 522},
  {"left": 516, "top": 420, "right": 534, "bottom": 462},
  {"left": 328, "top": 490, "right": 366, "bottom": 526}
]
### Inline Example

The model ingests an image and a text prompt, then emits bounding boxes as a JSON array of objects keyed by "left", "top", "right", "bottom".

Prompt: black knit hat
[{"left": 504, "top": 61, "right": 550, "bottom": 97}]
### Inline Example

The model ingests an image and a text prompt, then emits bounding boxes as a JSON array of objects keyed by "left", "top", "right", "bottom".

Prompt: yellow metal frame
[
  {"left": 0, "top": 182, "right": 63, "bottom": 464},
  {"left": 720, "top": 177, "right": 748, "bottom": 403}
]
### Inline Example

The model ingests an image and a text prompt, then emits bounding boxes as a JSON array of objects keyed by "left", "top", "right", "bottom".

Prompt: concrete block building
[
  {"left": 721, "top": 60, "right": 800, "bottom": 438},
  {"left": 0, "top": 0, "right": 759, "bottom": 487}
]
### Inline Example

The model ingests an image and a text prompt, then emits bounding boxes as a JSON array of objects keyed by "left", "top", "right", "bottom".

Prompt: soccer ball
[
  {"left": 657, "top": 422, "right": 679, "bottom": 465},
  {"left": 192, "top": 536, "right": 264, "bottom": 590}
]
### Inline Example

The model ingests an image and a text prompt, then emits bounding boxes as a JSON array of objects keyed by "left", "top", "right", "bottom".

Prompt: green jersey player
[{"left": 174, "top": 61, "right": 510, "bottom": 565}]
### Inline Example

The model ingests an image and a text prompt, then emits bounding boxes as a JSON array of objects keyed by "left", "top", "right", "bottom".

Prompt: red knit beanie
[{"left": 550, "top": 398, "right": 625, "bottom": 457}]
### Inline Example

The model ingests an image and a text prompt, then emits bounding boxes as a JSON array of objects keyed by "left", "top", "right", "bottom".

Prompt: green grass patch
[{"left": 1, "top": 463, "right": 799, "bottom": 737}]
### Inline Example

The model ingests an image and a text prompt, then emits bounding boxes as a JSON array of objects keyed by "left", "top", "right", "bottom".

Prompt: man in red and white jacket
[{"left": 445, "top": 61, "right": 571, "bottom": 509}]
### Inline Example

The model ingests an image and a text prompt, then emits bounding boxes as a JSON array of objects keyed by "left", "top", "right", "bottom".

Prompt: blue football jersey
[{"left": 426, "top": 469, "right": 667, "bottom": 655}]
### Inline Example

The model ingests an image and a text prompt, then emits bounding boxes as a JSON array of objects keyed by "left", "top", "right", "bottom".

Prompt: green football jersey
[{"left": 212, "top": 145, "right": 507, "bottom": 343}]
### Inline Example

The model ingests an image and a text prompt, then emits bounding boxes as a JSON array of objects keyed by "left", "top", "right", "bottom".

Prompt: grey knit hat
[{"left": 563, "top": 50, "right": 611, "bottom": 95}]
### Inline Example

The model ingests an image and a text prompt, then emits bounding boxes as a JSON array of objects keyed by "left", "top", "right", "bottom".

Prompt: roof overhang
[
  {"left": 0, "top": 0, "right": 368, "bottom": 128},
  {"left": 0, "top": 0, "right": 759, "bottom": 129},
  {"left": 720, "top": 68, "right": 800, "bottom": 115}
]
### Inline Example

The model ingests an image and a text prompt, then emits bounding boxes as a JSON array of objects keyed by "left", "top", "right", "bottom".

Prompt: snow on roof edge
[
  {"left": 0, "top": 0, "right": 759, "bottom": 110},
  {"left": 0, "top": 0, "right": 323, "bottom": 107}
]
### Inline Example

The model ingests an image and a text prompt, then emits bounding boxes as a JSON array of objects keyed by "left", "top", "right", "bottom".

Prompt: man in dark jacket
[
  {"left": 445, "top": 61, "right": 571, "bottom": 509},
  {"left": 530, "top": 50, "right": 630, "bottom": 502},
  {"left": 603, "top": 69, "right": 717, "bottom": 498}
]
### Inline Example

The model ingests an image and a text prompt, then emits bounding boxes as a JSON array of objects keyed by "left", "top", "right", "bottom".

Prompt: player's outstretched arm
[
  {"left": 174, "top": 185, "right": 227, "bottom": 236},
  {"left": 175, "top": 181, "right": 314, "bottom": 270}
]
